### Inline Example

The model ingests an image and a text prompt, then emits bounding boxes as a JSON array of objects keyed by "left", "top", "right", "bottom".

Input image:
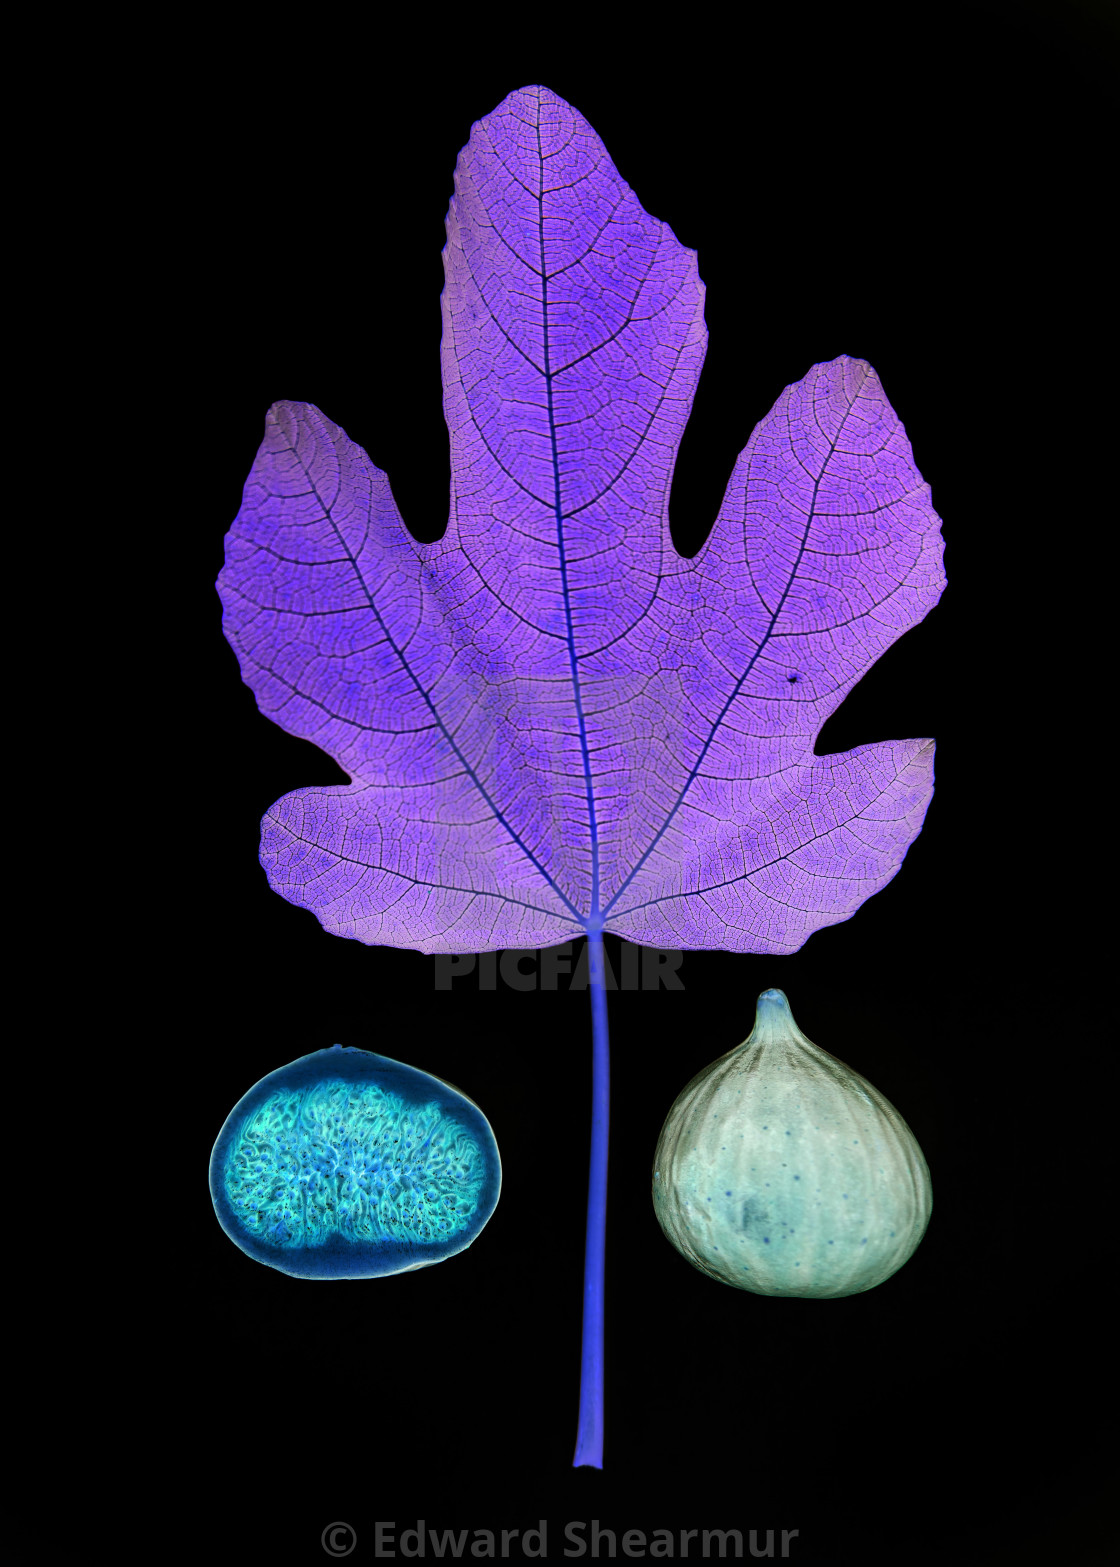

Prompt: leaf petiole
[{"left": 573, "top": 927, "right": 609, "bottom": 1468}]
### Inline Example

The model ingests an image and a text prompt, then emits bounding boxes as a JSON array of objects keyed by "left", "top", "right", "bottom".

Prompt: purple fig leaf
[{"left": 218, "top": 85, "right": 945, "bottom": 1466}]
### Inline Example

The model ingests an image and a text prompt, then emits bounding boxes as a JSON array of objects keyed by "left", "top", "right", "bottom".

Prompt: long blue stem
[{"left": 573, "top": 928, "right": 610, "bottom": 1468}]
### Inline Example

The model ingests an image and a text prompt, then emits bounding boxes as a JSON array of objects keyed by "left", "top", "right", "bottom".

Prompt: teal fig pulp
[{"left": 210, "top": 1045, "right": 501, "bottom": 1279}]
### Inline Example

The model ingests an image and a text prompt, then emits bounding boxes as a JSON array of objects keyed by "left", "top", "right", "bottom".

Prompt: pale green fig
[{"left": 652, "top": 989, "right": 931, "bottom": 1297}]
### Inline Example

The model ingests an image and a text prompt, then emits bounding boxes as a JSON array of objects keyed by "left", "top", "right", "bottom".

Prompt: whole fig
[{"left": 652, "top": 990, "right": 931, "bottom": 1297}]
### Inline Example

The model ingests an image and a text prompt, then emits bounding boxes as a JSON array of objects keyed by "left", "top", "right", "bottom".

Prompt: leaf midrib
[{"left": 535, "top": 97, "right": 603, "bottom": 927}]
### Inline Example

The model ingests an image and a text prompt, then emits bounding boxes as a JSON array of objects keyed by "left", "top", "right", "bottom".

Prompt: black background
[{"left": 157, "top": 5, "right": 1111, "bottom": 1563}]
